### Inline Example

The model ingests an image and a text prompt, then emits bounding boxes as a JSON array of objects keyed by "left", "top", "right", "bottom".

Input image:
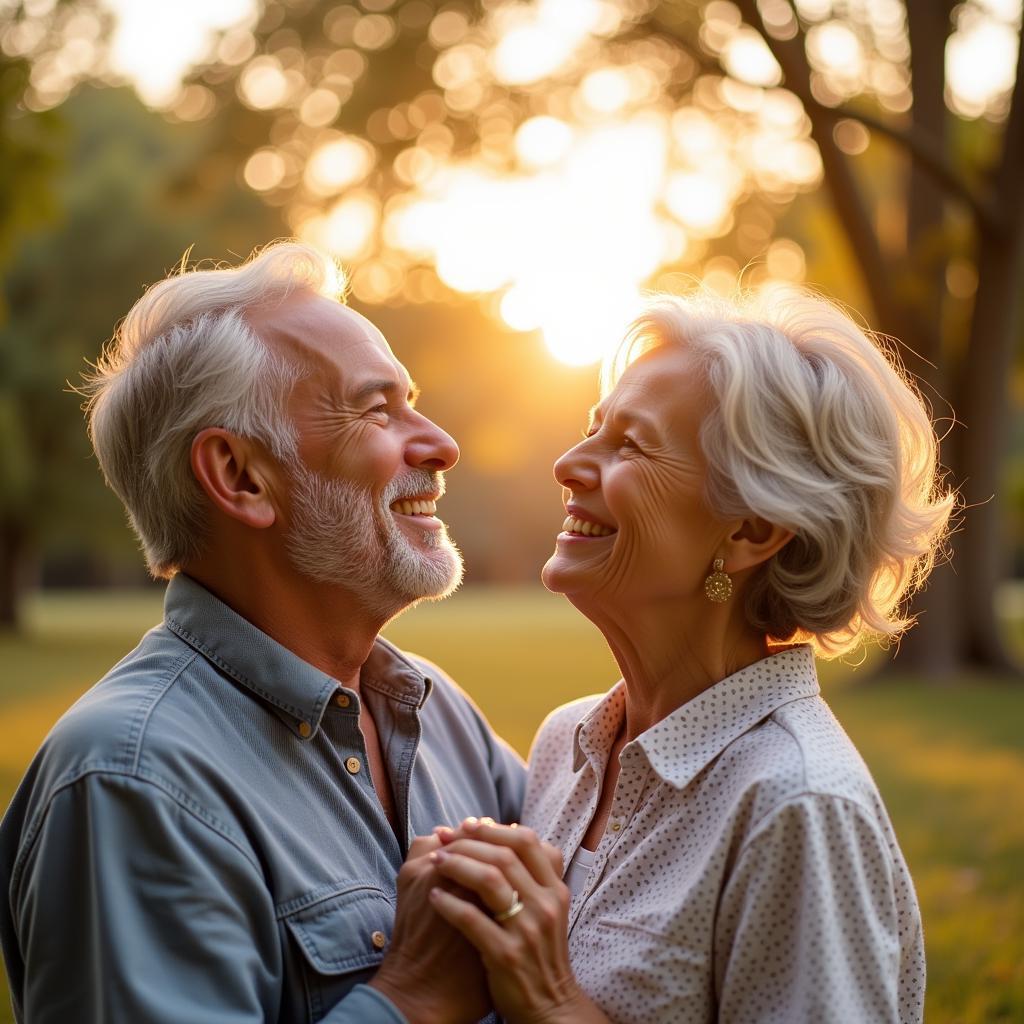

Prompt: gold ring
[{"left": 493, "top": 890, "right": 524, "bottom": 923}]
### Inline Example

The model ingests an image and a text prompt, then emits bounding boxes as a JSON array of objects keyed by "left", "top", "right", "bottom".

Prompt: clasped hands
[{"left": 372, "top": 818, "right": 600, "bottom": 1024}]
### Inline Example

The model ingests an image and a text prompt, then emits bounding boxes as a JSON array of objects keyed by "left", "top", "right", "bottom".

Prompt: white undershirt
[{"left": 565, "top": 843, "right": 597, "bottom": 897}]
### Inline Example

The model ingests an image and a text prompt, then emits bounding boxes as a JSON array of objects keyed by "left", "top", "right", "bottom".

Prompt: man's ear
[
  {"left": 723, "top": 516, "right": 794, "bottom": 574},
  {"left": 190, "top": 428, "right": 278, "bottom": 530}
]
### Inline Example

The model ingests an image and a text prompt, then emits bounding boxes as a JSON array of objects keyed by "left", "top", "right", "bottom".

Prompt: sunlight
[
  {"left": 665, "top": 171, "right": 737, "bottom": 235},
  {"left": 301, "top": 193, "right": 379, "bottom": 261},
  {"left": 722, "top": 29, "right": 782, "bottom": 87},
  {"left": 514, "top": 116, "right": 575, "bottom": 168},
  {"left": 489, "top": 0, "right": 606, "bottom": 85},
  {"left": 70, "top": 0, "right": 1022, "bottom": 371},
  {"left": 104, "top": 0, "right": 255, "bottom": 107},
  {"left": 388, "top": 116, "right": 674, "bottom": 365},
  {"left": 304, "top": 136, "right": 376, "bottom": 196},
  {"left": 947, "top": 12, "right": 1020, "bottom": 117}
]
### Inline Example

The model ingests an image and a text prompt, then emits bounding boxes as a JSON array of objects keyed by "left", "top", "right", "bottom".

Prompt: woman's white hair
[
  {"left": 83, "top": 240, "right": 344, "bottom": 579},
  {"left": 604, "top": 288, "right": 955, "bottom": 657}
]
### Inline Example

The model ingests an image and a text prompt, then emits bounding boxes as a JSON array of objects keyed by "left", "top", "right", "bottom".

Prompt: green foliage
[
  {"left": 0, "top": 55, "right": 62, "bottom": 279},
  {"left": 0, "top": 83, "right": 287, "bottom": 584},
  {"left": 1, "top": 587, "right": 1022, "bottom": 1023}
]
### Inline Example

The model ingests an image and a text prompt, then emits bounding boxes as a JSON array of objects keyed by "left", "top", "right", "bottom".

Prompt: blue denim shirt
[{"left": 0, "top": 575, "right": 525, "bottom": 1023}]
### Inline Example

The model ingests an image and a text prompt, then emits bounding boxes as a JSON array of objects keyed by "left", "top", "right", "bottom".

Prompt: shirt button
[
  {"left": 610, "top": 821, "right": 622, "bottom": 832},
  {"left": 346, "top": 756, "right": 362, "bottom": 774},
  {"left": 298, "top": 722, "right": 312, "bottom": 738},
  {"left": 335, "top": 693, "right": 351, "bottom": 709},
  {"left": 371, "top": 931, "right": 387, "bottom": 950}
]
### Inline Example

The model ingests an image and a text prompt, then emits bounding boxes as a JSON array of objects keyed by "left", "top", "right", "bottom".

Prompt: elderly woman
[{"left": 425, "top": 290, "right": 951, "bottom": 1023}]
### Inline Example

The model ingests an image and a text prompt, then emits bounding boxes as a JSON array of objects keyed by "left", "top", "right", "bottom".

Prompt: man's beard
[{"left": 283, "top": 460, "right": 464, "bottom": 619}]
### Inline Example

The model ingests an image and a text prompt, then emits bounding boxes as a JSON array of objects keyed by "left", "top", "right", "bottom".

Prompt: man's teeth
[
  {"left": 391, "top": 499, "right": 437, "bottom": 516},
  {"left": 562, "top": 515, "right": 616, "bottom": 537}
]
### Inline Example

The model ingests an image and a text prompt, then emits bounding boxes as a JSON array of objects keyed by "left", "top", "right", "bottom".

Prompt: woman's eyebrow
[{"left": 590, "top": 403, "right": 659, "bottom": 435}]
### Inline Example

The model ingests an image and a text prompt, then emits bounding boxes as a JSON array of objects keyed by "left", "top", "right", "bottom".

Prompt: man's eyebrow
[{"left": 349, "top": 378, "right": 421, "bottom": 405}]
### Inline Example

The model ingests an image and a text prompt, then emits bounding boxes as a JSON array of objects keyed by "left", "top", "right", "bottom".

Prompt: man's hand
[{"left": 369, "top": 834, "right": 492, "bottom": 1024}]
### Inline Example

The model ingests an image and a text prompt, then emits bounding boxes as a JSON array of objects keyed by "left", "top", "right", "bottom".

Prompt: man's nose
[{"left": 406, "top": 413, "right": 460, "bottom": 472}]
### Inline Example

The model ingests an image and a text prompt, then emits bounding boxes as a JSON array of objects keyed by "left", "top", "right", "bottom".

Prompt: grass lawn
[{"left": 1, "top": 587, "right": 1022, "bottom": 1023}]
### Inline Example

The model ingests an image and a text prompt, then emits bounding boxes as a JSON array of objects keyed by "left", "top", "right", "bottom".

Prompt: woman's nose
[
  {"left": 553, "top": 440, "right": 598, "bottom": 490},
  {"left": 407, "top": 413, "right": 460, "bottom": 472}
]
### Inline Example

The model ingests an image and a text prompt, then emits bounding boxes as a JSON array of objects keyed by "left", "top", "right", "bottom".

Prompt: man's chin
[
  {"left": 414, "top": 551, "right": 464, "bottom": 602},
  {"left": 389, "top": 541, "right": 464, "bottom": 604}
]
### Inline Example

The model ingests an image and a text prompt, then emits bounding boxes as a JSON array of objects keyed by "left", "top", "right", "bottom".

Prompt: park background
[{"left": 1, "top": 0, "right": 1023, "bottom": 1020}]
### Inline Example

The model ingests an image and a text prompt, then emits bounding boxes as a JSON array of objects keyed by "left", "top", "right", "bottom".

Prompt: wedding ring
[{"left": 493, "top": 890, "right": 525, "bottom": 923}]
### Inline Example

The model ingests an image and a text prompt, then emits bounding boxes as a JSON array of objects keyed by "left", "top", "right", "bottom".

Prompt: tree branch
[
  {"left": 992, "top": 13, "right": 1024, "bottom": 234},
  {"left": 730, "top": 0, "right": 905, "bottom": 331},
  {"left": 808, "top": 100, "right": 999, "bottom": 231}
]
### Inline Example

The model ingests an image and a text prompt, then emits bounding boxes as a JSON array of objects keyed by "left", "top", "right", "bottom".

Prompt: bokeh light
[{"left": 13, "top": 0, "right": 1017, "bottom": 368}]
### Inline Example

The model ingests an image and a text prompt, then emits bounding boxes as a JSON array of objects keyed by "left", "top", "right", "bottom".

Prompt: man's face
[{"left": 249, "top": 291, "right": 463, "bottom": 616}]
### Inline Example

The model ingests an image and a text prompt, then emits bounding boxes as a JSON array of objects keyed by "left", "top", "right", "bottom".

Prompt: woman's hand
[{"left": 427, "top": 819, "right": 608, "bottom": 1024}]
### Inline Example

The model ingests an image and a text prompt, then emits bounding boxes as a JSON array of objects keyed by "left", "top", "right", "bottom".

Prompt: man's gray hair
[
  {"left": 83, "top": 241, "right": 344, "bottom": 578},
  {"left": 604, "top": 288, "right": 955, "bottom": 657}
]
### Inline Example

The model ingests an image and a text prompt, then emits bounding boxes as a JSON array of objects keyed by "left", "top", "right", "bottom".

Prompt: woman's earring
[{"left": 704, "top": 558, "right": 732, "bottom": 603}]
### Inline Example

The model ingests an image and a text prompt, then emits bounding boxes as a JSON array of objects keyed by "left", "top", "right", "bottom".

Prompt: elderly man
[{"left": 0, "top": 243, "right": 525, "bottom": 1023}]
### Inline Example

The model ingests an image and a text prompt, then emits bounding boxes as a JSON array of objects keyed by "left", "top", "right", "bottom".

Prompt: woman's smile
[{"left": 560, "top": 504, "right": 618, "bottom": 539}]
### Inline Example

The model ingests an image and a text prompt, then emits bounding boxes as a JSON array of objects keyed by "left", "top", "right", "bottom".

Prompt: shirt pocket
[{"left": 283, "top": 885, "right": 396, "bottom": 1023}]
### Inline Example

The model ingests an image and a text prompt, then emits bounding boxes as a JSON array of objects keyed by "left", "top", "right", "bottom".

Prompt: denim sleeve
[
  {"left": 487, "top": 729, "right": 527, "bottom": 825},
  {"left": 409, "top": 655, "right": 527, "bottom": 825},
  {"left": 9, "top": 773, "right": 406, "bottom": 1024}
]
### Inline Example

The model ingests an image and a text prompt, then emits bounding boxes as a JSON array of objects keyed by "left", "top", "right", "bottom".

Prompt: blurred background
[{"left": 1, "top": 0, "right": 1022, "bottom": 1020}]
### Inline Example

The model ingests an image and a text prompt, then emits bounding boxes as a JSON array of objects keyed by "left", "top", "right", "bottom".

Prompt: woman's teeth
[
  {"left": 391, "top": 499, "right": 437, "bottom": 516},
  {"left": 562, "top": 515, "right": 616, "bottom": 537}
]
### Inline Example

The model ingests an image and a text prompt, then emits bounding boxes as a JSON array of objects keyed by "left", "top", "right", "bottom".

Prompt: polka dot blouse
[{"left": 523, "top": 646, "right": 924, "bottom": 1023}]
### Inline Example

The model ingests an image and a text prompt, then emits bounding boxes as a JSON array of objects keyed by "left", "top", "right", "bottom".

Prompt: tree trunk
[
  {"left": 0, "top": 519, "right": 27, "bottom": 630},
  {"left": 740, "top": 0, "right": 1021, "bottom": 678},
  {"left": 955, "top": 217, "right": 1024, "bottom": 675},
  {"left": 887, "top": 0, "right": 965, "bottom": 677},
  {"left": 951, "top": 15, "right": 1024, "bottom": 677}
]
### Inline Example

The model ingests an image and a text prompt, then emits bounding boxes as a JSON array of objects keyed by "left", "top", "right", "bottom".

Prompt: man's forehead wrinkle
[
  {"left": 345, "top": 363, "right": 415, "bottom": 405},
  {"left": 247, "top": 292, "right": 391, "bottom": 361}
]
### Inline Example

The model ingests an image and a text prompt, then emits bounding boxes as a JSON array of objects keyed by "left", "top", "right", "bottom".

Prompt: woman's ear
[
  {"left": 190, "top": 428, "right": 277, "bottom": 530},
  {"left": 724, "top": 516, "right": 794, "bottom": 573}
]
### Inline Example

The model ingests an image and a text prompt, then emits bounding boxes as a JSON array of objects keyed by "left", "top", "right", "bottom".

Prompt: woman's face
[{"left": 542, "top": 344, "right": 728, "bottom": 610}]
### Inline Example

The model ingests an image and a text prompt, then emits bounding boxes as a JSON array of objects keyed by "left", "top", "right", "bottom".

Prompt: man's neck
[{"left": 182, "top": 560, "right": 394, "bottom": 689}]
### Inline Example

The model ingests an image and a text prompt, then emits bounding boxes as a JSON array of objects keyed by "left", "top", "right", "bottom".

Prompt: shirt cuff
[{"left": 323, "top": 984, "right": 409, "bottom": 1024}]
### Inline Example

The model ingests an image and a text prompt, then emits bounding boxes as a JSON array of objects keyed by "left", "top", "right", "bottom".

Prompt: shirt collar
[
  {"left": 572, "top": 646, "right": 819, "bottom": 790},
  {"left": 163, "top": 574, "right": 431, "bottom": 741}
]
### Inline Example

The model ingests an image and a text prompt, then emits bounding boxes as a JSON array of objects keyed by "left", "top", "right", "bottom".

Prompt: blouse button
[
  {"left": 610, "top": 821, "right": 622, "bottom": 832},
  {"left": 371, "top": 931, "right": 388, "bottom": 950},
  {"left": 346, "top": 756, "right": 362, "bottom": 774},
  {"left": 297, "top": 722, "right": 312, "bottom": 738},
  {"left": 335, "top": 693, "right": 351, "bottom": 709}
]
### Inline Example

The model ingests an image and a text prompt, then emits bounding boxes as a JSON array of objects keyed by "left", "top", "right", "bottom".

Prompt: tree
[
  {"left": 724, "top": 0, "right": 1023, "bottom": 676},
  {"left": 0, "top": 82, "right": 286, "bottom": 627},
  {"left": 0, "top": 51, "right": 64, "bottom": 626},
  {"left": 185, "top": 0, "right": 1021, "bottom": 676},
  {"left": 4, "top": 1, "right": 1020, "bottom": 673}
]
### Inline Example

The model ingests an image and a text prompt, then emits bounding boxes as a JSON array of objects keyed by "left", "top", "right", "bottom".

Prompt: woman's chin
[
  {"left": 541, "top": 554, "right": 593, "bottom": 597},
  {"left": 540, "top": 557, "right": 566, "bottom": 594}
]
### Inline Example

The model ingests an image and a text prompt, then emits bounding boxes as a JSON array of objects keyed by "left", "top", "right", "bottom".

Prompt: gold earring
[{"left": 704, "top": 558, "right": 732, "bottom": 603}]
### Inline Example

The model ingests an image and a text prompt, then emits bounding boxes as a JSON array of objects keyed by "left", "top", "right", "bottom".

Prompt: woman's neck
[{"left": 576, "top": 595, "right": 772, "bottom": 741}]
